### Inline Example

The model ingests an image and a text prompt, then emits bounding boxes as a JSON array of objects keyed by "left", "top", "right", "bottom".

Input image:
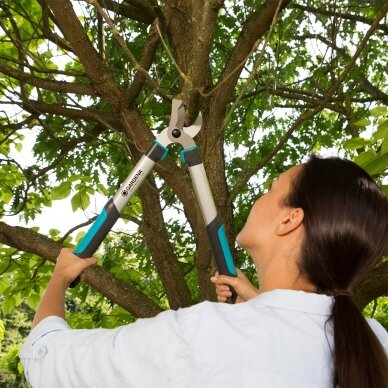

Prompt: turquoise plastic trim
[
  {"left": 217, "top": 224, "right": 237, "bottom": 276},
  {"left": 74, "top": 209, "right": 108, "bottom": 254},
  {"left": 155, "top": 141, "right": 169, "bottom": 160},
  {"left": 180, "top": 145, "right": 199, "bottom": 163}
]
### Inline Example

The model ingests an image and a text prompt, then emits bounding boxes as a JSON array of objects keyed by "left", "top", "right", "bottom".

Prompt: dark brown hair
[{"left": 285, "top": 155, "right": 388, "bottom": 388}]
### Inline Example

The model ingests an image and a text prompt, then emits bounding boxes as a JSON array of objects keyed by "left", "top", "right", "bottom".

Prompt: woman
[
  {"left": 213, "top": 156, "right": 388, "bottom": 387},
  {"left": 20, "top": 156, "right": 388, "bottom": 388}
]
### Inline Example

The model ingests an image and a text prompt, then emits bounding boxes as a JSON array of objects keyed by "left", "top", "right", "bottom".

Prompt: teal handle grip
[
  {"left": 206, "top": 216, "right": 238, "bottom": 303},
  {"left": 70, "top": 198, "right": 120, "bottom": 287}
]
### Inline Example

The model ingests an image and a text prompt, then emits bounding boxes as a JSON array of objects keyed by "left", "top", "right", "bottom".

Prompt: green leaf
[
  {"left": 354, "top": 150, "right": 377, "bottom": 167},
  {"left": 375, "top": 119, "right": 388, "bottom": 138},
  {"left": 49, "top": 228, "right": 61, "bottom": 237},
  {"left": 0, "top": 189, "right": 13, "bottom": 203},
  {"left": 50, "top": 181, "right": 72, "bottom": 200},
  {"left": 18, "top": 361, "right": 24, "bottom": 374},
  {"left": 71, "top": 192, "right": 90, "bottom": 211},
  {"left": 0, "top": 277, "right": 9, "bottom": 293},
  {"left": 75, "top": 231, "right": 86, "bottom": 243},
  {"left": 353, "top": 118, "right": 371, "bottom": 127},
  {"left": 15, "top": 142, "right": 23, "bottom": 152},
  {"left": 130, "top": 196, "right": 142, "bottom": 216},
  {"left": 370, "top": 106, "right": 388, "bottom": 117},
  {"left": 362, "top": 152, "right": 388, "bottom": 175},
  {"left": 381, "top": 138, "right": 388, "bottom": 155},
  {"left": 1, "top": 296, "right": 16, "bottom": 315},
  {"left": 97, "top": 183, "right": 108, "bottom": 196},
  {"left": 27, "top": 292, "right": 41, "bottom": 310},
  {"left": 343, "top": 137, "right": 369, "bottom": 150}
]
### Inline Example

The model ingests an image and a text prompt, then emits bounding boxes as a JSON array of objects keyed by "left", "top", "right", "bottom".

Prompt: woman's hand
[
  {"left": 31, "top": 248, "right": 96, "bottom": 328},
  {"left": 210, "top": 269, "right": 259, "bottom": 303},
  {"left": 53, "top": 248, "right": 97, "bottom": 288}
]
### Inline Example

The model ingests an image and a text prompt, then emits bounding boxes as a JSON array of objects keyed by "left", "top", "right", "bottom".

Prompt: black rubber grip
[{"left": 206, "top": 216, "right": 238, "bottom": 304}]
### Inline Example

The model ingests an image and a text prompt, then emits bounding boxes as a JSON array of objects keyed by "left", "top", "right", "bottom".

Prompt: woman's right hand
[
  {"left": 210, "top": 269, "right": 259, "bottom": 303},
  {"left": 53, "top": 248, "right": 96, "bottom": 288}
]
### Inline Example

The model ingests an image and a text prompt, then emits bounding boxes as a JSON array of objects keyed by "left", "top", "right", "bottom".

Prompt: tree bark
[{"left": 354, "top": 261, "right": 388, "bottom": 310}]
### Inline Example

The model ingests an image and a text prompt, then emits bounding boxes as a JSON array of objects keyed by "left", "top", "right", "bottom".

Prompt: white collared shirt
[{"left": 20, "top": 290, "right": 388, "bottom": 388}]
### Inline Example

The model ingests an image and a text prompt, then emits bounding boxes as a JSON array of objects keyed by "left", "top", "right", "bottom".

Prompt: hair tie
[{"left": 333, "top": 289, "right": 353, "bottom": 298}]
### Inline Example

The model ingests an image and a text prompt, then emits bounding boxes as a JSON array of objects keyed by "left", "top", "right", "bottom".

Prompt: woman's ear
[{"left": 276, "top": 208, "right": 304, "bottom": 236}]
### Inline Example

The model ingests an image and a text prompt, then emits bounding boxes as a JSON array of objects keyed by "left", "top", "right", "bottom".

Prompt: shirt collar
[{"left": 250, "top": 289, "right": 334, "bottom": 316}]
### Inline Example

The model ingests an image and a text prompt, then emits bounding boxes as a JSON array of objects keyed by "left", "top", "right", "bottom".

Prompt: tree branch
[
  {"left": 22, "top": 99, "right": 121, "bottom": 129},
  {"left": 0, "top": 113, "right": 38, "bottom": 132},
  {"left": 89, "top": 0, "right": 157, "bottom": 24},
  {"left": 37, "top": 0, "right": 74, "bottom": 52},
  {"left": 0, "top": 64, "right": 97, "bottom": 96},
  {"left": 0, "top": 221, "right": 163, "bottom": 317},
  {"left": 0, "top": 54, "right": 84, "bottom": 77},
  {"left": 245, "top": 84, "right": 344, "bottom": 114},
  {"left": 354, "top": 261, "right": 388, "bottom": 310},
  {"left": 292, "top": 3, "right": 388, "bottom": 35},
  {"left": 125, "top": 23, "right": 161, "bottom": 104},
  {"left": 137, "top": 177, "right": 193, "bottom": 309}
]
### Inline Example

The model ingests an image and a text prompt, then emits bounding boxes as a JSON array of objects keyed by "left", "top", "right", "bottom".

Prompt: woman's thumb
[{"left": 82, "top": 257, "right": 97, "bottom": 268}]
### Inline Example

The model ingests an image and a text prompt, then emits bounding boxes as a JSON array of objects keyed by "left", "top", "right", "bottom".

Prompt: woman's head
[
  {"left": 285, "top": 155, "right": 388, "bottom": 293},
  {"left": 236, "top": 165, "right": 304, "bottom": 261}
]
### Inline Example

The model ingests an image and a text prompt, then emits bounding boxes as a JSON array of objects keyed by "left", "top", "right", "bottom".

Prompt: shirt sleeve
[{"left": 20, "top": 311, "right": 194, "bottom": 388}]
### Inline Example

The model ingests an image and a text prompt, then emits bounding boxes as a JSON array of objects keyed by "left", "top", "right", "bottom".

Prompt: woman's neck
[{"left": 255, "top": 255, "right": 317, "bottom": 295}]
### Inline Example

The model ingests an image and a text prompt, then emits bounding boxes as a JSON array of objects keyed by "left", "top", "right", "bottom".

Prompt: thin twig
[
  {"left": 155, "top": 21, "right": 186, "bottom": 80},
  {"left": 59, "top": 217, "right": 97, "bottom": 242}
]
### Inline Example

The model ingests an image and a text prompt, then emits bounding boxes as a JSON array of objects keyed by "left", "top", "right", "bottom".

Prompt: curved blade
[
  {"left": 183, "top": 112, "right": 202, "bottom": 139},
  {"left": 169, "top": 99, "right": 185, "bottom": 130}
]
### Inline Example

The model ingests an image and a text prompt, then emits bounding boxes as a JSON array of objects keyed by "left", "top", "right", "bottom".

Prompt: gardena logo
[{"left": 121, "top": 170, "right": 143, "bottom": 196}]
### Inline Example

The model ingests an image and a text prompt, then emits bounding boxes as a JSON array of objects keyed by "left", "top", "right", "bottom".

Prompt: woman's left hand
[{"left": 211, "top": 268, "right": 259, "bottom": 303}]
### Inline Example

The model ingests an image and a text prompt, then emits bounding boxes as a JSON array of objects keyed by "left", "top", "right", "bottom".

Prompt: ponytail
[
  {"left": 285, "top": 156, "right": 388, "bottom": 388},
  {"left": 332, "top": 296, "right": 388, "bottom": 387}
]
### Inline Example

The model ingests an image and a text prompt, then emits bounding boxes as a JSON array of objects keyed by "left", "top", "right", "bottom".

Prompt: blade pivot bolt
[{"left": 172, "top": 128, "right": 181, "bottom": 138}]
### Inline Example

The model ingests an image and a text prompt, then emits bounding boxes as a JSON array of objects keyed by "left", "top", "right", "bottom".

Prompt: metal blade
[
  {"left": 168, "top": 99, "right": 185, "bottom": 130},
  {"left": 183, "top": 112, "right": 202, "bottom": 139}
]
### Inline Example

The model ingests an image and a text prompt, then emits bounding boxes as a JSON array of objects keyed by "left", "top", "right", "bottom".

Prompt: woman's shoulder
[{"left": 366, "top": 318, "right": 388, "bottom": 354}]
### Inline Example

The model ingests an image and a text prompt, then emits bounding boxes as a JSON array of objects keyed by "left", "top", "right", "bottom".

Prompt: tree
[{"left": 0, "top": 0, "right": 387, "bottom": 326}]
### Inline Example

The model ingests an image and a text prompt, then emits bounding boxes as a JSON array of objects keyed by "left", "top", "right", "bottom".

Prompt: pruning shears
[{"left": 72, "top": 99, "right": 237, "bottom": 303}]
